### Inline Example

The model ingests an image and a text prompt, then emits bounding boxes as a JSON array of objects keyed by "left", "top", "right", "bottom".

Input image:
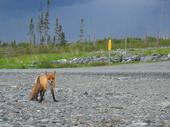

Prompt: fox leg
[
  {"left": 51, "top": 88, "right": 57, "bottom": 102},
  {"left": 39, "top": 90, "right": 45, "bottom": 103},
  {"left": 35, "top": 90, "right": 39, "bottom": 101},
  {"left": 35, "top": 82, "right": 41, "bottom": 101}
]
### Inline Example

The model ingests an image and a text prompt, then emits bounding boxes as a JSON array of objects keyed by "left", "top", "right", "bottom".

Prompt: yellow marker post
[
  {"left": 108, "top": 39, "right": 112, "bottom": 51},
  {"left": 108, "top": 39, "right": 112, "bottom": 65}
]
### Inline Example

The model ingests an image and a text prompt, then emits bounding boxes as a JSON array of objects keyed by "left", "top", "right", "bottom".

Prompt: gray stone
[
  {"left": 168, "top": 54, "right": 170, "bottom": 59},
  {"left": 161, "top": 101, "right": 170, "bottom": 108},
  {"left": 40, "top": 119, "right": 49, "bottom": 124},
  {"left": 110, "top": 58, "right": 121, "bottom": 63},
  {"left": 159, "top": 56, "right": 169, "bottom": 61},
  {"left": 131, "top": 55, "right": 141, "bottom": 61},
  {"left": 56, "top": 59, "right": 67, "bottom": 64},
  {"left": 140, "top": 56, "right": 154, "bottom": 62}
]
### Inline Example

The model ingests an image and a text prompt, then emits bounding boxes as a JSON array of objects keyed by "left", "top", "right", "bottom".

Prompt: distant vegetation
[
  {"left": 0, "top": 37, "right": 170, "bottom": 69},
  {"left": 0, "top": 37, "right": 170, "bottom": 57}
]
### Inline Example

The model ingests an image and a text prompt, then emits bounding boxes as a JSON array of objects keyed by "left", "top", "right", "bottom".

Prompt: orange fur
[
  {"left": 29, "top": 71, "right": 57, "bottom": 102},
  {"left": 29, "top": 83, "right": 39, "bottom": 101}
]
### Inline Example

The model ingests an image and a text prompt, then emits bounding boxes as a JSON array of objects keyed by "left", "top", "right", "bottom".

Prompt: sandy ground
[{"left": 0, "top": 61, "right": 170, "bottom": 127}]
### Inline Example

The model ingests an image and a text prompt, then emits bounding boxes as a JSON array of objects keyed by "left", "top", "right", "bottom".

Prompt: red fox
[{"left": 29, "top": 71, "right": 57, "bottom": 102}]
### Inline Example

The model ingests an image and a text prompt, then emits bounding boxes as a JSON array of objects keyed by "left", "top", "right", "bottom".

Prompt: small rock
[
  {"left": 27, "top": 117, "right": 34, "bottom": 122},
  {"left": 161, "top": 101, "right": 170, "bottom": 108},
  {"left": 110, "top": 106, "right": 123, "bottom": 109},
  {"left": 159, "top": 56, "right": 169, "bottom": 61},
  {"left": 83, "top": 91, "right": 88, "bottom": 96},
  {"left": 140, "top": 56, "right": 154, "bottom": 62},
  {"left": 55, "top": 109, "right": 60, "bottom": 113},
  {"left": 110, "top": 58, "right": 121, "bottom": 63},
  {"left": 132, "top": 121, "right": 148, "bottom": 126},
  {"left": 36, "top": 110, "right": 41, "bottom": 113},
  {"left": 132, "top": 55, "right": 141, "bottom": 61},
  {"left": 164, "top": 96, "right": 168, "bottom": 99},
  {"left": 168, "top": 54, "right": 170, "bottom": 58},
  {"left": 161, "top": 120, "right": 170, "bottom": 126},
  {"left": 40, "top": 119, "right": 49, "bottom": 124}
]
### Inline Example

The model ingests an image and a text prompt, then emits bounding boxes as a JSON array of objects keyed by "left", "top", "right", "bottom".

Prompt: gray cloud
[{"left": 52, "top": 0, "right": 94, "bottom": 7}]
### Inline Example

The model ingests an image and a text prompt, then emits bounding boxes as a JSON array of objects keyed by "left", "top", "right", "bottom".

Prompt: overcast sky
[{"left": 0, "top": 0, "right": 170, "bottom": 42}]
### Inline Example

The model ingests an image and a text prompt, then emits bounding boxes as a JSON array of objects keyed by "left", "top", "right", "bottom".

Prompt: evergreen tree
[
  {"left": 47, "top": 0, "right": 51, "bottom": 12},
  {"left": 47, "top": 35, "right": 51, "bottom": 44},
  {"left": 11, "top": 40, "right": 16, "bottom": 47},
  {"left": 44, "top": 12, "right": 50, "bottom": 44},
  {"left": 54, "top": 17, "right": 60, "bottom": 44},
  {"left": 52, "top": 36, "right": 55, "bottom": 44},
  {"left": 37, "top": 0, "right": 51, "bottom": 45},
  {"left": 54, "top": 18, "right": 65, "bottom": 45},
  {"left": 33, "top": 33, "right": 36, "bottom": 45},
  {"left": 80, "top": 18, "right": 85, "bottom": 42},
  {"left": 28, "top": 18, "right": 35, "bottom": 45},
  {"left": 60, "top": 32, "right": 66, "bottom": 45}
]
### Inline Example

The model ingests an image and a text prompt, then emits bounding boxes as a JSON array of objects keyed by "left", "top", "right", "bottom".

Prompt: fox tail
[{"left": 29, "top": 76, "right": 40, "bottom": 101}]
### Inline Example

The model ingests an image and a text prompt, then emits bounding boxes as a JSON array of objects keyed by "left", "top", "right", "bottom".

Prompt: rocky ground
[
  {"left": 44, "top": 48, "right": 170, "bottom": 65},
  {"left": 0, "top": 61, "right": 170, "bottom": 127}
]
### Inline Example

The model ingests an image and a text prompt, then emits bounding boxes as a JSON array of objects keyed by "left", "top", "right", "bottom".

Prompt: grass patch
[
  {"left": 0, "top": 47, "right": 170, "bottom": 69},
  {"left": 88, "top": 62, "right": 108, "bottom": 67},
  {"left": 129, "top": 47, "right": 170, "bottom": 56},
  {"left": 37, "top": 62, "right": 79, "bottom": 68}
]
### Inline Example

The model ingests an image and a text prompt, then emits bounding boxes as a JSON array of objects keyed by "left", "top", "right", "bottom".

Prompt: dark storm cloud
[
  {"left": 0, "top": 0, "right": 94, "bottom": 12},
  {"left": 0, "top": 0, "right": 170, "bottom": 42},
  {"left": 52, "top": 0, "right": 94, "bottom": 7}
]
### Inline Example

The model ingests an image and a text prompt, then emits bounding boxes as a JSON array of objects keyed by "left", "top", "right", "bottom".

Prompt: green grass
[
  {"left": 0, "top": 47, "right": 170, "bottom": 69},
  {"left": 0, "top": 37, "right": 170, "bottom": 69},
  {"left": 130, "top": 47, "right": 170, "bottom": 56},
  {"left": 0, "top": 51, "right": 104, "bottom": 69}
]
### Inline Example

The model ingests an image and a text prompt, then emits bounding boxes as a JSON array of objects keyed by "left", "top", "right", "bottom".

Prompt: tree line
[
  {"left": 27, "top": 0, "right": 85, "bottom": 46},
  {"left": 28, "top": 0, "right": 66, "bottom": 46}
]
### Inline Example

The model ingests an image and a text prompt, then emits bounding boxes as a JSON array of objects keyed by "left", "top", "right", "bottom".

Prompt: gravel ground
[{"left": 0, "top": 61, "right": 170, "bottom": 127}]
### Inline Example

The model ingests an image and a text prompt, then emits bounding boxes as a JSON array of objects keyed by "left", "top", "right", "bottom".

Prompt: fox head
[{"left": 45, "top": 71, "right": 56, "bottom": 81}]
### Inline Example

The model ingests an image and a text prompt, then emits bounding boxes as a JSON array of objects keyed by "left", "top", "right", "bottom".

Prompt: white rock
[
  {"left": 40, "top": 119, "right": 49, "bottom": 124},
  {"left": 161, "top": 101, "right": 170, "bottom": 108},
  {"left": 132, "top": 121, "right": 148, "bottom": 126},
  {"left": 168, "top": 54, "right": 170, "bottom": 58}
]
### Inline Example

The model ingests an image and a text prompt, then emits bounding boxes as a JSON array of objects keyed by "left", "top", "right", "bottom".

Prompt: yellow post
[
  {"left": 108, "top": 39, "right": 112, "bottom": 51},
  {"left": 108, "top": 39, "right": 112, "bottom": 65}
]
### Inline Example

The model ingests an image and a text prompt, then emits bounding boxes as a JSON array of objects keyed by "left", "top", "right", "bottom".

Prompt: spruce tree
[
  {"left": 28, "top": 18, "right": 35, "bottom": 45},
  {"left": 60, "top": 32, "right": 66, "bottom": 45},
  {"left": 80, "top": 18, "right": 85, "bottom": 42},
  {"left": 54, "top": 18, "right": 64, "bottom": 45}
]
